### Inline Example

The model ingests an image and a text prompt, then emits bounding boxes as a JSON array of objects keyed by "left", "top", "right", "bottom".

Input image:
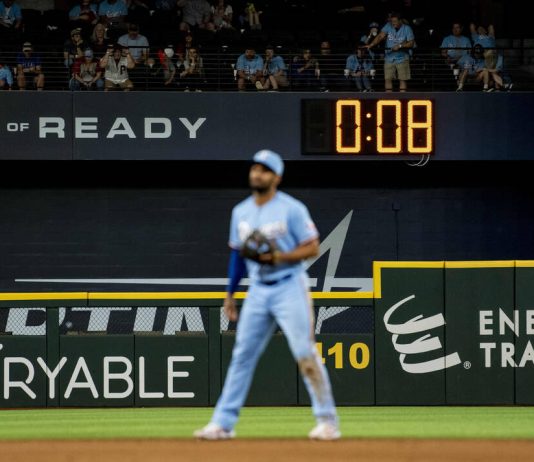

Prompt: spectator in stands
[
  {"left": 183, "top": 31, "right": 195, "bottom": 59},
  {"left": 261, "top": 45, "right": 288, "bottom": 91},
  {"left": 0, "top": 0, "right": 22, "bottom": 43},
  {"left": 155, "top": 0, "right": 178, "bottom": 12},
  {"left": 154, "top": 45, "right": 177, "bottom": 88},
  {"left": 456, "top": 44, "right": 490, "bottom": 92},
  {"left": 179, "top": 46, "right": 205, "bottom": 90},
  {"left": 365, "top": 12, "right": 414, "bottom": 92},
  {"left": 360, "top": 21, "right": 380, "bottom": 59},
  {"left": 16, "top": 42, "right": 45, "bottom": 90},
  {"left": 242, "top": 2, "right": 261, "bottom": 30},
  {"left": 69, "top": 48, "right": 103, "bottom": 90},
  {"left": 99, "top": 43, "right": 135, "bottom": 91},
  {"left": 69, "top": 0, "right": 99, "bottom": 28},
  {"left": 496, "top": 54, "right": 513, "bottom": 91},
  {"left": 0, "top": 62, "right": 13, "bottom": 90},
  {"left": 235, "top": 45, "right": 263, "bottom": 90},
  {"left": 90, "top": 22, "right": 110, "bottom": 58},
  {"left": 98, "top": 0, "right": 128, "bottom": 34},
  {"left": 290, "top": 48, "right": 320, "bottom": 90},
  {"left": 118, "top": 23, "right": 149, "bottom": 65},
  {"left": 211, "top": 0, "right": 233, "bottom": 30},
  {"left": 178, "top": 0, "right": 214, "bottom": 32},
  {"left": 64, "top": 27, "right": 86, "bottom": 69},
  {"left": 345, "top": 46, "right": 374, "bottom": 92},
  {"left": 317, "top": 40, "right": 343, "bottom": 91},
  {"left": 470, "top": 23, "right": 497, "bottom": 70},
  {"left": 441, "top": 22, "right": 471, "bottom": 66}
]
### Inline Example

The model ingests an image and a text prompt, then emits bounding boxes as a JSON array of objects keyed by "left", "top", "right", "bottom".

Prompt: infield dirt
[{"left": 2, "top": 439, "right": 534, "bottom": 462}]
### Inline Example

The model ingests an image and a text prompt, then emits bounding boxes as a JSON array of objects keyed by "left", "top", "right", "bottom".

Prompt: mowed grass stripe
[{"left": 0, "top": 407, "right": 533, "bottom": 440}]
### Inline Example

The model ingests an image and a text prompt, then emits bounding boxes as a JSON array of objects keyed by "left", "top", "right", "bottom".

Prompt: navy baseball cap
[{"left": 252, "top": 149, "right": 284, "bottom": 176}]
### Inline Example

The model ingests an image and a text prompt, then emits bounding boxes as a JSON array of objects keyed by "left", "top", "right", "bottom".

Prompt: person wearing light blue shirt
[
  {"left": 345, "top": 47, "right": 374, "bottom": 91},
  {"left": 261, "top": 45, "right": 288, "bottom": 90},
  {"left": 0, "top": 0, "right": 21, "bottom": 29},
  {"left": 236, "top": 47, "right": 264, "bottom": 90},
  {"left": 366, "top": 12, "right": 414, "bottom": 91},
  {"left": 470, "top": 22, "right": 498, "bottom": 72},
  {"left": 0, "top": 63, "right": 13, "bottom": 89},
  {"left": 456, "top": 45, "right": 490, "bottom": 91},
  {"left": 194, "top": 149, "right": 340, "bottom": 441},
  {"left": 69, "top": 0, "right": 99, "bottom": 24},
  {"left": 98, "top": 0, "right": 128, "bottom": 26},
  {"left": 441, "top": 23, "right": 471, "bottom": 64}
]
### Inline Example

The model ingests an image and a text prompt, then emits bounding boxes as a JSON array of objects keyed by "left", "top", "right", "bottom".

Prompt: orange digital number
[
  {"left": 407, "top": 100, "right": 432, "bottom": 153},
  {"left": 335, "top": 100, "right": 361, "bottom": 153},
  {"left": 377, "top": 100, "right": 401, "bottom": 153}
]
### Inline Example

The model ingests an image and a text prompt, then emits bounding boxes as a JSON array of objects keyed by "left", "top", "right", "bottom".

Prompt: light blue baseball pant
[{"left": 211, "top": 272, "right": 338, "bottom": 430}]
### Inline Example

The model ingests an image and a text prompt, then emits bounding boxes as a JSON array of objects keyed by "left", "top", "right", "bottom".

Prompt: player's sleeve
[
  {"left": 289, "top": 202, "right": 319, "bottom": 245},
  {"left": 228, "top": 209, "right": 241, "bottom": 249}
]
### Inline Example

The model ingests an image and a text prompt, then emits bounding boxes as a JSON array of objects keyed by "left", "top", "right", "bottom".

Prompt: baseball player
[{"left": 194, "top": 149, "right": 340, "bottom": 441}]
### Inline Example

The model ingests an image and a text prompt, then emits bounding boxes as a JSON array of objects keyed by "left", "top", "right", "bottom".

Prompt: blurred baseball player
[{"left": 194, "top": 149, "right": 340, "bottom": 441}]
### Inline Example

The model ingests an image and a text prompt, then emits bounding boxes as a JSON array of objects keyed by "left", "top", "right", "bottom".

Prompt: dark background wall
[{"left": 1, "top": 161, "right": 533, "bottom": 292}]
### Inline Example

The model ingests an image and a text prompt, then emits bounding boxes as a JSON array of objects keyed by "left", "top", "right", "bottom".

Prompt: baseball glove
[{"left": 240, "top": 230, "right": 278, "bottom": 264}]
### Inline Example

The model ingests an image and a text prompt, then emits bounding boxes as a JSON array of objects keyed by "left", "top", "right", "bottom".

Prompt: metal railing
[{"left": 2, "top": 46, "right": 534, "bottom": 91}]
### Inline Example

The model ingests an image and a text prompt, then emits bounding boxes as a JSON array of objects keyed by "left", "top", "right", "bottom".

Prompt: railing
[{"left": 2, "top": 47, "right": 534, "bottom": 91}]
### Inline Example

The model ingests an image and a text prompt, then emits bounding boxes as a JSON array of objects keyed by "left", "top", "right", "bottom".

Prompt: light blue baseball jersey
[
  {"left": 440, "top": 34, "right": 471, "bottom": 60},
  {"left": 0, "top": 66, "right": 13, "bottom": 85},
  {"left": 265, "top": 55, "right": 286, "bottom": 75},
  {"left": 457, "top": 54, "right": 484, "bottom": 74},
  {"left": 381, "top": 22, "right": 414, "bottom": 64},
  {"left": 346, "top": 54, "right": 373, "bottom": 72},
  {"left": 236, "top": 53, "right": 263, "bottom": 74},
  {"left": 69, "top": 3, "right": 98, "bottom": 19},
  {"left": 0, "top": 2, "right": 21, "bottom": 25},
  {"left": 229, "top": 191, "right": 318, "bottom": 283},
  {"left": 98, "top": 0, "right": 128, "bottom": 18},
  {"left": 471, "top": 32, "right": 495, "bottom": 49}
]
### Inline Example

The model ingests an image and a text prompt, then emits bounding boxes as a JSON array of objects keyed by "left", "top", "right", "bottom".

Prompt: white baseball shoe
[
  {"left": 308, "top": 422, "right": 341, "bottom": 441},
  {"left": 194, "top": 423, "right": 236, "bottom": 440}
]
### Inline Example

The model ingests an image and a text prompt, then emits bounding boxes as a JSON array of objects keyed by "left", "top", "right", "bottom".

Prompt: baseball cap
[
  {"left": 71, "top": 27, "right": 82, "bottom": 36},
  {"left": 252, "top": 149, "right": 284, "bottom": 176},
  {"left": 369, "top": 22, "right": 380, "bottom": 28},
  {"left": 84, "top": 48, "right": 93, "bottom": 58},
  {"left": 22, "top": 42, "right": 32, "bottom": 51}
]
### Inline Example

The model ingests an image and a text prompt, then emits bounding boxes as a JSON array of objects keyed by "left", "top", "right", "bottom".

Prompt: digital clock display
[{"left": 301, "top": 99, "right": 434, "bottom": 155}]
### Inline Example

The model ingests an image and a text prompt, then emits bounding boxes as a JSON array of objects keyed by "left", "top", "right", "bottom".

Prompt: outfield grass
[{"left": 0, "top": 407, "right": 533, "bottom": 440}]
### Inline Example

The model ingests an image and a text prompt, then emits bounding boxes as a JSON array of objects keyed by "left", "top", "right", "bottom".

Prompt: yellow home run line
[
  {"left": 0, "top": 291, "right": 374, "bottom": 301},
  {"left": 2, "top": 260, "right": 533, "bottom": 302}
]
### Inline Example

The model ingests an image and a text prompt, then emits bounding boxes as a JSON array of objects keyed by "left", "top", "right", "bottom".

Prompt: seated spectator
[
  {"left": 235, "top": 45, "right": 263, "bottom": 91},
  {"left": 496, "top": 54, "right": 513, "bottom": 91},
  {"left": 0, "top": 62, "right": 13, "bottom": 90},
  {"left": 290, "top": 48, "right": 320, "bottom": 90},
  {"left": 99, "top": 44, "right": 135, "bottom": 91},
  {"left": 90, "top": 22, "right": 111, "bottom": 58},
  {"left": 365, "top": 12, "right": 414, "bottom": 92},
  {"left": 64, "top": 27, "right": 86, "bottom": 69},
  {"left": 69, "top": 48, "right": 103, "bottom": 90},
  {"left": 118, "top": 23, "right": 149, "bottom": 65},
  {"left": 98, "top": 0, "right": 128, "bottom": 36},
  {"left": 456, "top": 44, "right": 490, "bottom": 92},
  {"left": 470, "top": 23, "right": 497, "bottom": 70},
  {"left": 212, "top": 0, "right": 233, "bottom": 29},
  {"left": 242, "top": 2, "right": 261, "bottom": 30},
  {"left": 261, "top": 45, "right": 288, "bottom": 91},
  {"left": 318, "top": 40, "right": 344, "bottom": 91},
  {"left": 153, "top": 45, "right": 177, "bottom": 88},
  {"left": 69, "top": 0, "right": 99, "bottom": 28},
  {"left": 345, "top": 46, "right": 374, "bottom": 92},
  {"left": 179, "top": 46, "right": 205, "bottom": 90},
  {"left": 0, "top": 0, "right": 22, "bottom": 43},
  {"left": 16, "top": 42, "right": 44, "bottom": 90},
  {"left": 440, "top": 22, "right": 471, "bottom": 66},
  {"left": 178, "top": 0, "right": 214, "bottom": 32}
]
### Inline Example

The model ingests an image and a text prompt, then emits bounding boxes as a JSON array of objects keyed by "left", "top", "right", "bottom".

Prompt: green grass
[{"left": 0, "top": 407, "right": 533, "bottom": 440}]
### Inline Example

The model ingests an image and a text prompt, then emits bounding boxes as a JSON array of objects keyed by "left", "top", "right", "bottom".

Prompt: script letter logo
[{"left": 384, "top": 295, "right": 461, "bottom": 373}]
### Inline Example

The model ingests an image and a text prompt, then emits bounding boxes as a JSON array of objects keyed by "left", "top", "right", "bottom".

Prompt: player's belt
[{"left": 258, "top": 274, "right": 293, "bottom": 286}]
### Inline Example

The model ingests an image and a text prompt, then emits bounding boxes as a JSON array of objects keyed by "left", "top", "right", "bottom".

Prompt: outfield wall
[{"left": 1, "top": 261, "right": 533, "bottom": 407}]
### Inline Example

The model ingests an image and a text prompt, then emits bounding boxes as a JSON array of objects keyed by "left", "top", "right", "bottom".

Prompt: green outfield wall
[{"left": 1, "top": 261, "right": 534, "bottom": 407}]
